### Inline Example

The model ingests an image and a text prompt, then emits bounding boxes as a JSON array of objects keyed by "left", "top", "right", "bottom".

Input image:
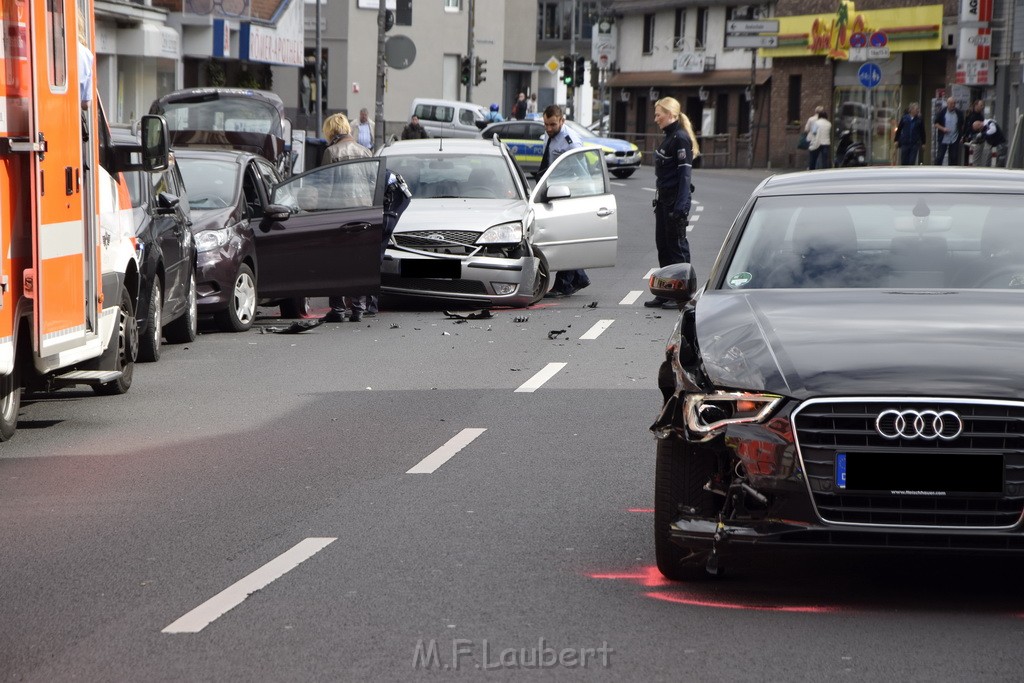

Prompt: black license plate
[
  {"left": 400, "top": 259, "right": 461, "bottom": 279},
  {"left": 835, "top": 452, "right": 1003, "bottom": 494}
]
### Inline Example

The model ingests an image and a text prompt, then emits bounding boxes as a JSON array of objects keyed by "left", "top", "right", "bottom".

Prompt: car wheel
[
  {"left": 611, "top": 169, "right": 635, "bottom": 179},
  {"left": 164, "top": 269, "right": 198, "bottom": 344},
  {"left": 654, "top": 436, "right": 720, "bottom": 581},
  {"left": 215, "top": 264, "right": 256, "bottom": 332},
  {"left": 93, "top": 285, "right": 137, "bottom": 396},
  {"left": 137, "top": 280, "right": 162, "bottom": 363},
  {"left": 280, "top": 297, "right": 312, "bottom": 318},
  {"left": 528, "top": 249, "right": 551, "bottom": 306},
  {"left": 0, "top": 360, "right": 21, "bottom": 442}
]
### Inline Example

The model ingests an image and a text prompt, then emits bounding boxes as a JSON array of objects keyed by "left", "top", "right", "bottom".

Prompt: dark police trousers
[{"left": 654, "top": 197, "right": 690, "bottom": 266}]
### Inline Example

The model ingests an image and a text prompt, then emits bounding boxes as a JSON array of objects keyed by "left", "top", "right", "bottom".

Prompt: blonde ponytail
[{"left": 655, "top": 96, "right": 701, "bottom": 158}]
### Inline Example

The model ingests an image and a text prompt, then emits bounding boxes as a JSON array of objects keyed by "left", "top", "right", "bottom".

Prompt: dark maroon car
[{"left": 175, "top": 148, "right": 388, "bottom": 331}]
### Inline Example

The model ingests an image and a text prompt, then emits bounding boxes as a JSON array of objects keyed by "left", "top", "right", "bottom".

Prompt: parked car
[
  {"left": 150, "top": 88, "right": 294, "bottom": 177},
  {"left": 650, "top": 166, "right": 1024, "bottom": 580},
  {"left": 376, "top": 138, "right": 618, "bottom": 307},
  {"left": 111, "top": 127, "right": 198, "bottom": 362},
  {"left": 481, "top": 119, "right": 642, "bottom": 178},
  {"left": 175, "top": 149, "right": 387, "bottom": 331},
  {"left": 410, "top": 98, "right": 489, "bottom": 139}
]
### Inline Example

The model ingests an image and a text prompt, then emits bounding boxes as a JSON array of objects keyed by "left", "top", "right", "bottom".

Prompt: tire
[
  {"left": 611, "top": 169, "right": 635, "bottom": 179},
  {"left": 527, "top": 249, "right": 552, "bottom": 306},
  {"left": 137, "top": 280, "right": 162, "bottom": 362},
  {"left": 165, "top": 269, "right": 198, "bottom": 344},
  {"left": 215, "top": 264, "right": 256, "bottom": 332},
  {"left": 93, "top": 285, "right": 137, "bottom": 396},
  {"left": 0, "top": 360, "right": 21, "bottom": 442},
  {"left": 280, "top": 297, "right": 311, "bottom": 318},
  {"left": 654, "top": 436, "right": 720, "bottom": 581}
]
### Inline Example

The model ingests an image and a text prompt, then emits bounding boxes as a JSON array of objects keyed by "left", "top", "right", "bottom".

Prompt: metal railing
[{"left": 610, "top": 131, "right": 735, "bottom": 169}]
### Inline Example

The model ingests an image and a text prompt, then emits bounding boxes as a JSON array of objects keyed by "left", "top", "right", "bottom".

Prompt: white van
[{"left": 410, "top": 98, "right": 488, "bottom": 138}]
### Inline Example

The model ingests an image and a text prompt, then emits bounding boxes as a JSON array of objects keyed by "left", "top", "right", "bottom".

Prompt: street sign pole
[
  {"left": 726, "top": 19, "right": 778, "bottom": 169},
  {"left": 748, "top": 48, "right": 755, "bottom": 169},
  {"left": 858, "top": 62, "right": 882, "bottom": 166}
]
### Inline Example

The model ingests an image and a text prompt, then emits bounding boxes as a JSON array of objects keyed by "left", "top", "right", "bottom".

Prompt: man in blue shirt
[{"left": 933, "top": 97, "right": 964, "bottom": 166}]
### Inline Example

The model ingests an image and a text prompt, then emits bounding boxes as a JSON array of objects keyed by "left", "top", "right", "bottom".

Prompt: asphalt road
[{"left": 4, "top": 166, "right": 1024, "bottom": 682}]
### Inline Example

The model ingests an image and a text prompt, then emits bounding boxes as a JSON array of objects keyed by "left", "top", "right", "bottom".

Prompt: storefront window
[{"left": 833, "top": 86, "right": 900, "bottom": 165}]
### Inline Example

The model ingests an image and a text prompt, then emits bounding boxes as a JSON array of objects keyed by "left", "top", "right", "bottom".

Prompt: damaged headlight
[
  {"left": 476, "top": 221, "right": 523, "bottom": 246},
  {"left": 195, "top": 228, "right": 231, "bottom": 253},
  {"left": 683, "top": 392, "right": 783, "bottom": 436}
]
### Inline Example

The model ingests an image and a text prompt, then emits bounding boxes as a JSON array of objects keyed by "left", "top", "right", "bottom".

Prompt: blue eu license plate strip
[{"left": 835, "top": 453, "right": 847, "bottom": 489}]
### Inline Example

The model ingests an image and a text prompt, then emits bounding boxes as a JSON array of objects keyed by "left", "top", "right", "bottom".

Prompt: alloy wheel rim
[{"left": 235, "top": 273, "right": 256, "bottom": 324}]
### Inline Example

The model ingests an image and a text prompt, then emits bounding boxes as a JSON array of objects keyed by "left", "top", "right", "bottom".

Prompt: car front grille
[
  {"left": 613, "top": 150, "right": 636, "bottom": 158},
  {"left": 395, "top": 231, "right": 480, "bottom": 248},
  {"left": 381, "top": 273, "right": 488, "bottom": 295},
  {"left": 794, "top": 399, "right": 1024, "bottom": 529}
]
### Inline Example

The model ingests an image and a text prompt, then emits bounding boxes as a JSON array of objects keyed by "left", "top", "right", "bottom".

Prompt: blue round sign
[
  {"left": 849, "top": 32, "right": 867, "bottom": 48},
  {"left": 858, "top": 62, "right": 882, "bottom": 89},
  {"left": 870, "top": 31, "right": 888, "bottom": 47}
]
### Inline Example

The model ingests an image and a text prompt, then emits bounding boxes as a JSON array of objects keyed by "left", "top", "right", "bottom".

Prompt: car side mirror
[
  {"left": 155, "top": 191, "right": 180, "bottom": 214},
  {"left": 141, "top": 114, "right": 170, "bottom": 172},
  {"left": 545, "top": 184, "right": 571, "bottom": 201},
  {"left": 263, "top": 204, "right": 293, "bottom": 221},
  {"left": 649, "top": 263, "right": 698, "bottom": 305}
]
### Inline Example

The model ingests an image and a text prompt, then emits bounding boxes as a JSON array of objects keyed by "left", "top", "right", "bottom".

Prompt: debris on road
[
  {"left": 547, "top": 329, "right": 567, "bottom": 340},
  {"left": 259, "top": 319, "right": 324, "bottom": 334},
  {"left": 444, "top": 310, "right": 493, "bottom": 321},
  {"left": 513, "top": 315, "right": 529, "bottom": 323}
]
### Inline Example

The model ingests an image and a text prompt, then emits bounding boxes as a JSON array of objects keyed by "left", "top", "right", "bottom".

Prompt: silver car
[{"left": 377, "top": 138, "right": 618, "bottom": 307}]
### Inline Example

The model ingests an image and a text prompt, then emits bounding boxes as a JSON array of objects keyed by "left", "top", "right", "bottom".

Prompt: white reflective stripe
[
  {"left": 41, "top": 324, "right": 87, "bottom": 342},
  {"left": 39, "top": 220, "right": 85, "bottom": 260}
]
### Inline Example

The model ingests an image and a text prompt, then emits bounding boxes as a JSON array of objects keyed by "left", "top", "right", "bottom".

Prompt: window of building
[
  {"left": 642, "top": 13, "right": 655, "bottom": 54},
  {"left": 537, "top": 1, "right": 599, "bottom": 41},
  {"left": 715, "top": 93, "right": 729, "bottom": 135},
  {"left": 788, "top": 75, "right": 802, "bottom": 124},
  {"left": 444, "top": 0, "right": 460, "bottom": 11},
  {"left": 695, "top": 7, "right": 708, "bottom": 50},
  {"left": 738, "top": 96, "right": 750, "bottom": 134},
  {"left": 673, "top": 9, "right": 685, "bottom": 50}
]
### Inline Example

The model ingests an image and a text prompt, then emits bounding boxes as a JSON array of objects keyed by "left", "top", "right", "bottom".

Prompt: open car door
[
  {"left": 254, "top": 158, "right": 385, "bottom": 298},
  {"left": 528, "top": 147, "right": 617, "bottom": 271}
]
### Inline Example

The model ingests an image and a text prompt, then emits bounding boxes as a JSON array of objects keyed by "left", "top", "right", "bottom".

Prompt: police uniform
[
  {"left": 653, "top": 120, "right": 693, "bottom": 267},
  {"left": 539, "top": 127, "right": 591, "bottom": 296}
]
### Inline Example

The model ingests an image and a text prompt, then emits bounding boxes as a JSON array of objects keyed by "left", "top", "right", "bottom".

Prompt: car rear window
[
  {"left": 723, "top": 193, "right": 1024, "bottom": 291},
  {"left": 162, "top": 97, "right": 279, "bottom": 135},
  {"left": 414, "top": 104, "right": 454, "bottom": 123}
]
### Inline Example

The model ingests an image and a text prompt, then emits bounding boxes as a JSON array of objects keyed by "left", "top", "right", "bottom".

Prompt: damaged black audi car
[{"left": 650, "top": 167, "right": 1024, "bottom": 580}]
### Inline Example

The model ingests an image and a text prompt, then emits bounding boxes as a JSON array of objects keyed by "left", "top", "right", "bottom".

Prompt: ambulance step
[{"left": 52, "top": 370, "right": 122, "bottom": 386}]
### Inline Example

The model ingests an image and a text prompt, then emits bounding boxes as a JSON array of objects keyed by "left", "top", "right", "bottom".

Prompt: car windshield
[
  {"left": 162, "top": 97, "right": 279, "bottom": 135},
  {"left": 381, "top": 153, "right": 521, "bottom": 200},
  {"left": 563, "top": 120, "right": 596, "bottom": 140},
  {"left": 176, "top": 158, "right": 239, "bottom": 210},
  {"left": 723, "top": 193, "right": 1024, "bottom": 290}
]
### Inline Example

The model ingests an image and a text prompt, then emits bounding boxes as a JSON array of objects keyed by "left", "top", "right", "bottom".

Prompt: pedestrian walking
[
  {"left": 808, "top": 112, "right": 832, "bottom": 170},
  {"left": 964, "top": 99, "right": 986, "bottom": 166},
  {"left": 356, "top": 108, "right": 374, "bottom": 150},
  {"left": 645, "top": 96, "right": 699, "bottom": 309},
  {"left": 933, "top": 97, "right": 964, "bottom": 166},
  {"left": 894, "top": 103, "right": 926, "bottom": 165},
  {"left": 512, "top": 93, "right": 528, "bottom": 120},
  {"left": 526, "top": 93, "right": 538, "bottom": 116},
  {"left": 804, "top": 105, "right": 823, "bottom": 170},
  {"left": 320, "top": 113, "right": 372, "bottom": 323},
  {"left": 401, "top": 115, "right": 430, "bottom": 140},
  {"left": 537, "top": 105, "right": 590, "bottom": 298}
]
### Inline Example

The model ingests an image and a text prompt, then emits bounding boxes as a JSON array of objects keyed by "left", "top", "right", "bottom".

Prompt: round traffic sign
[
  {"left": 858, "top": 62, "right": 882, "bottom": 89},
  {"left": 870, "top": 31, "right": 888, "bottom": 47},
  {"left": 850, "top": 32, "right": 867, "bottom": 48}
]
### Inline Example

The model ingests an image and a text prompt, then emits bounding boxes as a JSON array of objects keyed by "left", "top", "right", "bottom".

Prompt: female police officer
[{"left": 645, "top": 97, "right": 700, "bottom": 308}]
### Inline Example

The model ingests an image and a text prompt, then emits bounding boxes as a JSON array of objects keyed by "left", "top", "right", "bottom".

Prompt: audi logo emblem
[{"left": 875, "top": 409, "right": 964, "bottom": 441}]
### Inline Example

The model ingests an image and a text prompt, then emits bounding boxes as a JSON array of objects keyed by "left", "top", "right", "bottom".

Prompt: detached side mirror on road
[{"left": 649, "top": 263, "right": 698, "bottom": 305}]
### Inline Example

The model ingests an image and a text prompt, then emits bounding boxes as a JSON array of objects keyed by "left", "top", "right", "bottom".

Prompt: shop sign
[
  {"left": 958, "top": 0, "right": 992, "bottom": 61},
  {"left": 762, "top": 2, "right": 942, "bottom": 60},
  {"left": 672, "top": 52, "right": 706, "bottom": 74},
  {"left": 956, "top": 58, "right": 992, "bottom": 85},
  {"left": 242, "top": 0, "right": 304, "bottom": 66}
]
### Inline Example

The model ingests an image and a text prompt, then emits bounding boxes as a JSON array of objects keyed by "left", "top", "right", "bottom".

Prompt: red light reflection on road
[
  {"left": 628, "top": 507, "right": 654, "bottom": 513},
  {"left": 587, "top": 565, "right": 673, "bottom": 588},
  {"left": 647, "top": 590, "right": 840, "bottom": 613}
]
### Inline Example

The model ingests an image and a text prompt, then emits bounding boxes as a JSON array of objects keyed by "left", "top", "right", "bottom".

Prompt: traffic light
[
  {"left": 562, "top": 55, "right": 574, "bottom": 86},
  {"left": 460, "top": 56, "right": 471, "bottom": 86},
  {"left": 474, "top": 56, "right": 487, "bottom": 86},
  {"left": 575, "top": 56, "right": 586, "bottom": 88},
  {"left": 384, "top": 9, "right": 395, "bottom": 32}
]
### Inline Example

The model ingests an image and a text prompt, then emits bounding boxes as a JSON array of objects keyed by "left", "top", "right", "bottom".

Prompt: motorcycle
[{"left": 835, "top": 129, "right": 867, "bottom": 167}]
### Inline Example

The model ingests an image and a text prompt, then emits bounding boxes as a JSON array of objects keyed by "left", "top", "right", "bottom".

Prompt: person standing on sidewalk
[
  {"left": 356, "top": 108, "right": 374, "bottom": 150},
  {"left": 808, "top": 112, "right": 832, "bottom": 170},
  {"left": 804, "top": 105, "right": 823, "bottom": 170},
  {"left": 933, "top": 97, "right": 964, "bottom": 166},
  {"left": 320, "top": 113, "right": 372, "bottom": 323},
  {"left": 645, "top": 97, "right": 699, "bottom": 309},
  {"left": 894, "top": 103, "right": 925, "bottom": 165},
  {"left": 964, "top": 99, "right": 986, "bottom": 166}
]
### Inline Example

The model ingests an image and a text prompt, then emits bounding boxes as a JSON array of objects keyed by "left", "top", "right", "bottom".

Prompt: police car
[{"left": 481, "top": 119, "right": 642, "bottom": 178}]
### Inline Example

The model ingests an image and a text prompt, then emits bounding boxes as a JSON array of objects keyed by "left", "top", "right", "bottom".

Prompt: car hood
[
  {"left": 695, "top": 289, "right": 1024, "bottom": 399},
  {"left": 394, "top": 198, "right": 527, "bottom": 234},
  {"left": 588, "top": 136, "right": 638, "bottom": 153},
  {"left": 189, "top": 207, "right": 238, "bottom": 233}
]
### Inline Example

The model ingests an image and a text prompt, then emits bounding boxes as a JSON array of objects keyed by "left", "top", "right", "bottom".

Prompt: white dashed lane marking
[
  {"left": 162, "top": 537, "right": 337, "bottom": 634},
  {"left": 644, "top": 268, "right": 657, "bottom": 279},
  {"left": 620, "top": 290, "right": 643, "bottom": 305},
  {"left": 515, "top": 362, "right": 567, "bottom": 393},
  {"left": 407, "top": 428, "right": 487, "bottom": 474},
  {"left": 580, "top": 320, "right": 614, "bottom": 340},
  {"left": 643, "top": 187, "right": 656, "bottom": 192}
]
